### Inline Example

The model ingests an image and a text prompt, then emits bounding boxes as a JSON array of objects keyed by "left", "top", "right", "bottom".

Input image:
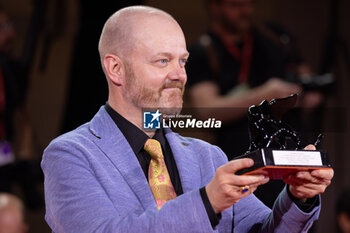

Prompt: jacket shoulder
[{"left": 170, "top": 132, "right": 228, "bottom": 166}]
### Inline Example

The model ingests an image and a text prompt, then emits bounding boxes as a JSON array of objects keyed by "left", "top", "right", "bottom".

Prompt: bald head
[
  {"left": 98, "top": 6, "right": 179, "bottom": 68},
  {"left": 0, "top": 193, "right": 23, "bottom": 213},
  {"left": 0, "top": 193, "right": 27, "bottom": 233}
]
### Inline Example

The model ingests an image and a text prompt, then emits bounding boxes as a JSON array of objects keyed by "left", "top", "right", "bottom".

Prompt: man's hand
[
  {"left": 284, "top": 145, "right": 334, "bottom": 200},
  {"left": 260, "top": 78, "right": 302, "bottom": 101},
  {"left": 206, "top": 159, "right": 269, "bottom": 213}
]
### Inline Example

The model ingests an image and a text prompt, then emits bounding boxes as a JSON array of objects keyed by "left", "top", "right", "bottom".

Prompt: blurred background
[{"left": 0, "top": 0, "right": 349, "bottom": 232}]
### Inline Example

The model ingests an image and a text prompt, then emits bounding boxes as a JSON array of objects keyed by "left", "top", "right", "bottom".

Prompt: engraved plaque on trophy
[{"left": 235, "top": 94, "right": 332, "bottom": 179}]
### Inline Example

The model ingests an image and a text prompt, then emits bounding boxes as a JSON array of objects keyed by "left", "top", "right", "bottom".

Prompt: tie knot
[{"left": 144, "top": 139, "right": 163, "bottom": 160}]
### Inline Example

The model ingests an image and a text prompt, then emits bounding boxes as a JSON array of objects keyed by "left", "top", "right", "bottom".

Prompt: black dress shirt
[{"left": 104, "top": 103, "right": 220, "bottom": 227}]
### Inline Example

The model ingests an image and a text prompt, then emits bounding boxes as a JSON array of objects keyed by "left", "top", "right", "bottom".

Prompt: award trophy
[{"left": 235, "top": 94, "right": 332, "bottom": 179}]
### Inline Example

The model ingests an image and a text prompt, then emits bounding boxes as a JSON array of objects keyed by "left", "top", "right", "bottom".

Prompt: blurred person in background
[
  {"left": 0, "top": 5, "right": 43, "bottom": 209},
  {"left": 336, "top": 188, "right": 350, "bottom": 233},
  {"left": 186, "top": 0, "right": 325, "bottom": 208},
  {"left": 0, "top": 192, "right": 28, "bottom": 233}
]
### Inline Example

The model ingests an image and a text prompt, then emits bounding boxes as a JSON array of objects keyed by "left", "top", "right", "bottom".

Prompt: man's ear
[{"left": 103, "top": 53, "right": 124, "bottom": 86}]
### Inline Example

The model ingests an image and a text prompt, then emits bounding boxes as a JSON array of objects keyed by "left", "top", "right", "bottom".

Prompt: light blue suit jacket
[{"left": 42, "top": 107, "right": 320, "bottom": 233}]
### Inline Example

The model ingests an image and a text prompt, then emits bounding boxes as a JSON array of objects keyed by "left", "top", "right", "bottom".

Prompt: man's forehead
[
  {"left": 105, "top": 8, "right": 187, "bottom": 59},
  {"left": 134, "top": 35, "right": 187, "bottom": 57},
  {"left": 131, "top": 14, "right": 182, "bottom": 35},
  {"left": 130, "top": 19, "right": 187, "bottom": 53}
]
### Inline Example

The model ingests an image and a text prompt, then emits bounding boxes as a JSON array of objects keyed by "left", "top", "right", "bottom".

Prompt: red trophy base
[{"left": 235, "top": 148, "right": 332, "bottom": 180}]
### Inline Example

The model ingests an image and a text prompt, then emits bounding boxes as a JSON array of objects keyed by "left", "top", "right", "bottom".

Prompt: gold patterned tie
[{"left": 144, "top": 139, "right": 177, "bottom": 209}]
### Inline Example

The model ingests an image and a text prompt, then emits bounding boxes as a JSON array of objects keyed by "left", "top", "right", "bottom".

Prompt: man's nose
[{"left": 168, "top": 63, "right": 187, "bottom": 83}]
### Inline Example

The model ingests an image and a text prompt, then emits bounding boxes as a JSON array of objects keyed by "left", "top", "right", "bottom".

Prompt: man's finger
[
  {"left": 232, "top": 185, "right": 258, "bottom": 196},
  {"left": 311, "top": 169, "right": 334, "bottom": 180},
  {"left": 285, "top": 173, "right": 331, "bottom": 187},
  {"left": 304, "top": 144, "right": 316, "bottom": 150},
  {"left": 287, "top": 169, "right": 333, "bottom": 183},
  {"left": 294, "top": 171, "right": 322, "bottom": 183},
  {"left": 226, "top": 174, "right": 268, "bottom": 186},
  {"left": 289, "top": 183, "right": 328, "bottom": 197},
  {"left": 223, "top": 158, "right": 254, "bottom": 174}
]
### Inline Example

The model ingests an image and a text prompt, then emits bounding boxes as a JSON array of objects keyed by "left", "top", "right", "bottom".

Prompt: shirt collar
[{"left": 104, "top": 103, "right": 167, "bottom": 154}]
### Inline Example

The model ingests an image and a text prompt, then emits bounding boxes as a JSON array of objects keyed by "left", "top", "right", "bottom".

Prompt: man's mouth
[
  {"left": 162, "top": 82, "right": 184, "bottom": 91},
  {"left": 163, "top": 87, "right": 181, "bottom": 91}
]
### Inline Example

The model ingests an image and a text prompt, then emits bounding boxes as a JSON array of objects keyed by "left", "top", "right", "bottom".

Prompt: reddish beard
[{"left": 124, "top": 65, "right": 185, "bottom": 114}]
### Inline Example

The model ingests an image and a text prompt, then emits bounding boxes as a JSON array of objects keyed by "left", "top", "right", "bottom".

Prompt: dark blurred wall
[{"left": 62, "top": 0, "right": 145, "bottom": 133}]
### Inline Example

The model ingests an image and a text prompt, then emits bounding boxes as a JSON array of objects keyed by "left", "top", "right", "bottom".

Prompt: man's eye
[
  {"left": 180, "top": 59, "right": 188, "bottom": 64},
  {"left": 159, "top": 59, "right": 168, "bottom": 64}
]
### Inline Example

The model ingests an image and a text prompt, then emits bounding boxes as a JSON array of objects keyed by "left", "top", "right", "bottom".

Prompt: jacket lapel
[
  {"left": 165, "top": 129, "right": 202, "bottom": 193},
  {"left": 88, "top": 107, "right": 156, "bottom": 210}
]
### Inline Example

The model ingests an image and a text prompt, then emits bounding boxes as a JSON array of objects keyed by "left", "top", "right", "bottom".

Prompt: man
[
  {"left": 0, "top": 193, "right": 28, "bottom": 233},
  {"left": 185, "top": 0, "right": 324, "bottom": 208},
  {"left": 41, "top": 6, "right": 333, "bottom": 232}
]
